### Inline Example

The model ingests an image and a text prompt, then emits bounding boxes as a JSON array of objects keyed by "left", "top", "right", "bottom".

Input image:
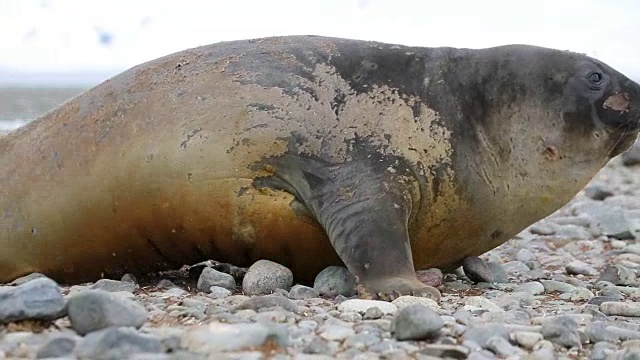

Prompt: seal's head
[
  {"left": 559, "top": 53, "right": 640, "bottom": 157},
  {"left": 453, "top": 44, "right": 640, "bottom": 172},
  {"left": 445, "top": 44, "right": 640, "bottom": 232}
]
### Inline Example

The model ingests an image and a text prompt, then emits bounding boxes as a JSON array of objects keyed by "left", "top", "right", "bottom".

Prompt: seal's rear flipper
[{"left": 253, "top": 153, "right": 440, "bottom": 302}]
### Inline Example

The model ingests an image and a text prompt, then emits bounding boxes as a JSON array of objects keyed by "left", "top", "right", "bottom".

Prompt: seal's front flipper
[{"left": 254, "top": 153, "right": 440, "bottom": 302}]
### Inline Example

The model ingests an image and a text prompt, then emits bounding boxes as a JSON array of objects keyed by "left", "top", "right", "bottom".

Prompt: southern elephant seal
[{"left": 1, "top": 36, "right": 639, "bottom": 300}]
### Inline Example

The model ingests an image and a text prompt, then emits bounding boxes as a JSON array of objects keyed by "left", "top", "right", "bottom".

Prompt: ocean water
[{"left": 0, "top": 87, "right": 86, "bottom": 132}]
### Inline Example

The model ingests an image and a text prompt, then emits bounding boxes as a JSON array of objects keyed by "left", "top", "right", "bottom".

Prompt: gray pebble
[
  {"left": 289, "top": 284, "right": 320, "bottom": 299},
  {"left": 590, "top": 341, "right": 618, "bottom": 360},
  {"left": 609, "top": 326, "right": 640, "bottom": 341},
  {"left": 75, "top": 327, "right": 163, "bottom": 360},
  {"left": 313, "top": 266, "right": 356, "bottom": 297},
  {"left": 197, "top": 267, "right": 236, "bottom": 292},
  {"left": 486, "top": 335, "right": 525, "bottom": 357},
  {"left": 528, "top": 348, "right": 557, "bottom": 360},
  {"left": 589, "top": 295, "right": 624, "bottom": 306},
  {"left": 598, "top": 264, "right": 637, "bottom": 286},
  {"left": 303, "top": 338, "right": 335, "bottom": 355},
  {"left": 513, "top": 331, "right": 543, "bottom": 350},
  {"left": 462, "top": 256, "right": 494, "bottom": 283},
  {"left": 67, "top": 290, "right": 148, "bottom": 335},
  {"left": 36, "top": 336, "right": 78, "bottom": 359},
  {"left": 242, "top": 260, "right": 293, "bottom": 295},
  {"left": 566, "top": 260, "right": 599, "bottom": 276},
  {"left": 513, "top": 281, "right": 545, "bottom": 295},
  {"left": 487, "top": 262, "right": 509, "bottom": 283},
  {"left": 392, "top": 304, "right": 443, "bottom": 341},
  {"left": 338, "top": 311, "right": 362, "bottom": 322},
  {"left": 90, "top": 278, "right": 138, "bottom": 293},
  {"left": 319, "top": 324, "right": 355, "bottom": 341},
  {"left": 233, "top": 294, "right": 298, "bottom": 312},
  {"left": 181, "top": 322, "right": 289, "bottom": 353},
  {"left": 502, "top": 261, "right": 531, "bottom": 276},
  {"left": 363, "top": 306, "right": 384, "bottom": 320},
  {"left": 541, "top": 315, "right": 581, "bottom": 348},
  {"left": 419, "top": 344, "right": 470, "bottom": 359},
  {"left": 0, "top": 277, "right": 66, "bottom": 323},
  {"left": 208, "top": 286, "right": 232, "bottom": 299},
  {"left": 462, "top": 323, "right": 509, "bottom": 348},
  {"left": 587, "top": 321, "right": 619, "bottom": 343},
  {"left": 540, "top": 280, "right": 577, "bottom": 293},
  {"left": 343, "top": 333, "right": 380, "bottom": 350}
]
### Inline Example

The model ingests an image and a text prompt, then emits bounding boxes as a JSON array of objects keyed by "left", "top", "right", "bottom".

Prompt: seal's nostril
[{"left": 603, "top": 92, "right": 630, "bottom": 113}]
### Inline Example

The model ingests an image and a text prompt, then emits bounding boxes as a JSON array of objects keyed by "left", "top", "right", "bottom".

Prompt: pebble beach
[{"left": 1, "top": 88, "right": 640, "bottom": 360}]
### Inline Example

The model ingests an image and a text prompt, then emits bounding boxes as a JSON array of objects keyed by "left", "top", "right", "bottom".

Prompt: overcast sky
[{"left": 0, "top": 0, "right": 638, "bottom": 82}]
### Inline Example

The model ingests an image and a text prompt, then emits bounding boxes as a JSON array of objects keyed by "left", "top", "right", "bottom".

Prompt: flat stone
[
  {"left": 513, "top": 281, "right": 545, "bottom": 295},
  {"left": 464, "top": 296, "right": 504, "bottom": 313},
  {"left": 392, "top": 304, "right": 443, "bottom": 341},
  {"left": 7, "top": 272, "right": 47, "bottom": 286},
  {"left": 513, "top": 331, "right": 543, "bottom": 350},
  {"left": 289, "top": 285, "right": 320, "bottom": 300},
  {"left": 208, "top": 286, "right": 232, "bottom": 299},
  {"left": 337, "top": 299, "right": 397, "bottom": 315},
  {"left": 391, "top": 296, "right": 439, "bottom": 311},
  {"left": 67, "top": 289, "right": 148, "bottom": 335},
  {"left": 181, "top": 322, "right": 289, "bottom": 353},
  {"left": 591, "top": 341, "right": 619, "bottom": 360},
  {"left": 600, "top": 302, "right": 640, "bottom": 317},
  {"left": 233, "top": 294, "right": 298, "bottom": 312},
  {"left": 502, "top": 261, "right": 531, "bottom": 276},
  {"left": 75, "top": 327, "right": 163, "bottom": 360},
  {"left": 319, "top": 325, "right": 355, "bottom": 341},
  {"left": 0, "top": 277, "right": 66, "bottom": 323},
  {"left": 566, "top": 260, "right": 599, "bottom": 276},
  {"left": 338, "top": 311, "right": 362, "bottom": 322},
  {"left": 540, "top": 280, "right": 577, "bottom": 293},
  {"left": 90, "top": 278, "right": 138, "bottom": 293},
  {"left": 242, "top": 260, "right": 293, "bottom": 295},
  {"left": 313, "top": 266, "right": 356, "bottom": 297},
  {"left": 303, "top": 338, "right": 335, "bottom": 355},
  {"left": 197, "top": 267, "right": 236, "bottom": 292},
  {"left": 486, "top": 335, "right": 526, "bottom": 357},
  {"left": 623, "top": 339, "right": 640, "bottom": 349}
]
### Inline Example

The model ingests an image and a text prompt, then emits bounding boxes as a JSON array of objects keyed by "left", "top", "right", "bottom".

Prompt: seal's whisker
[{"left": 607, "top": 124, "right": 628, "bottom": 158}]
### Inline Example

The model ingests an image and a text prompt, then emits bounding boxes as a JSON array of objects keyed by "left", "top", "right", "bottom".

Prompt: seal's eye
[
  {"left": 586, "top": 71, "right": 605, "bottom": 91},
  {"left": 589, "top": 72, "right": 602, "bottom": 84}
]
